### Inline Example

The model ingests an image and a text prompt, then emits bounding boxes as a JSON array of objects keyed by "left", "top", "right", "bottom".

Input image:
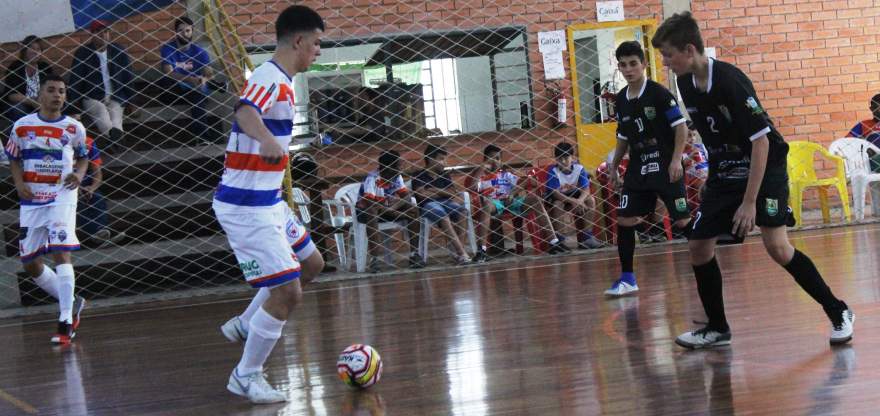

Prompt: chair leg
[
  {"left": 818, "top": 186, "right": 831, "bottom": 223},
  {"left": 852, "top": 176, "right": 867, "bottom": 221},
  {"left": 790, "top": 185, "right": 803, "bottom": 226},
  {"left": 419, "top": 219, "right": 430, "bottom": 262},
  {"left": 333, "top": 232, "right": 348, "bottom": 271},
  {"left": 354, "top": 223, "right": 368, "bottom": 273},
  {"left": 870, "top": 182, "right": 880, "bottom": 217},
  {"left": 835, "top": 181, "right": 851, "bottom": 222}
]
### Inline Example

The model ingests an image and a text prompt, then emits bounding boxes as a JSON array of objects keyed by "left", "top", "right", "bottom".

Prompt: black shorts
[
  {"left": 617, "top": 179, "right": 690, "bottom": 221},
  {"left": 690, "top": 178, "right": 793, "bottom": 240}
]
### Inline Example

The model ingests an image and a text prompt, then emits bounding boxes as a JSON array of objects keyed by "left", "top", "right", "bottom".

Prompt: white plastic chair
[
  {"left": 417, "top": 192, "right": 478, "bottom": 263},
  {"left": 291, "top": 187, "right": 311, "bottom": 225},
  {"left": 829, "top": 138, "right": 880, "bottom": 221},
  {"left": 323, "top": 182, "right": 413, "bottom": 272},
  {"left": 322, "top": 183, "right": 358, "bottom": 271}
]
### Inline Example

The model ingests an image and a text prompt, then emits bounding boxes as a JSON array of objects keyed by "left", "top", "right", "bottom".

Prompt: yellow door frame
[{"left": 566, "top": 19, "right": 660, "bottom": 172}]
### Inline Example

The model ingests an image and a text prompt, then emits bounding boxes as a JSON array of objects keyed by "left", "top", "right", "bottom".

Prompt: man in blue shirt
[{"left": 160, "top": 16, "right": 221, "bottom": 142}]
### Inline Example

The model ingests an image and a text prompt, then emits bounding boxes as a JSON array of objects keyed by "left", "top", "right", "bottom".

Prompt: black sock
[
  {"left": 783, "top": 249, "right": 847, "bottom": 321},
  {"left": 693, "top": 257, "right": 729, "bottom": 333},
  {"left": 617, "top": 224, "right": 635, "bottom": 273}
]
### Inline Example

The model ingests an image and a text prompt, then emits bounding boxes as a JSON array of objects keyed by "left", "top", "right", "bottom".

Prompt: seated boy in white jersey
[
  {"left": 472, "top": 144, "right": 567, "bottom": 262},
  {"left": 211, "top": 5, "right": 325, "bottom": 404},
  {"left": 544, "top": 142, "right": 602, "bottom": 250},
  {"left": 356, "top": 149, "right": 423, "bottom": 273},
  {"left": 6, "top": 74, "right": 88, "bottom": 345}
]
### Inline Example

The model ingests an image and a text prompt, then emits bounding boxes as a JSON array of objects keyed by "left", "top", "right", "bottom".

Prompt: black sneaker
[
  {"left": 51, "top": 321, "right": 75, "bottom": 345},
  {"left": 548, "top": 241, "right": 569, "bottom": 254},
  {"left": 368, "top": 258, "right": 383, "bottom": 274},
  {"left": 473, "top": 249, "right": 489, "bottom": 263},
  {"left": 409, "top": 254, "right": 425, "bottom": 269}
]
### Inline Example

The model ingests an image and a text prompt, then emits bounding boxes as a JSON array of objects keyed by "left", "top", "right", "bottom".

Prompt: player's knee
[
  {"left": 688, "top": 239, "right": 714, "bottom": 264},
  {"left": 275, "top": 280, "right": 303, "bottom": 306},
  {"left": 300, "top": 253, "right": 324, "bottom": 284},
  {"left": 22, "top": 261, "right": 42, "bottom": 277},
  {"left": 763, "top": 239, "right": 793, "bottom": 265}
]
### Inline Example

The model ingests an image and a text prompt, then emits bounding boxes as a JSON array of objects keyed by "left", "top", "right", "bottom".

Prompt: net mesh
[{"left": 0, "top": 0, "right": 866, "bottom": 313}]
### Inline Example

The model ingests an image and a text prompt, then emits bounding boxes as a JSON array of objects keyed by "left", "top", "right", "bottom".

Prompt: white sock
[
  {"left": 33, "top": 266, "right": 60, "bottom": 299},
  {"left": 240, "top": 288, "right": 271, "bottom": 332},
  {"left": 236, "top": 307, "right": 285, "bottom": 376},
  {"left": 56, "top": 264, "right": 75, "bottom": 324},
  {"left": 550, "top": 237, "right": 560, "bottom": 245}
]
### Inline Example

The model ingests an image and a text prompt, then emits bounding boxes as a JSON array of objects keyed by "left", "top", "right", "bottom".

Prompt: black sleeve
[
  {"left": 723, "top": 70, "right": 771, "bottom": 142},
  {"left": 654, "top": 84, "right": 686, "bottom": 128},
  {"left": 67, "top": 48, "right": 87, "bottom": 107},
  {"left": 412, "top": 171, "right": 427, "bottom": 190},
  {"left": 3, "top": 60, "right": 23, "bottom": 99}
]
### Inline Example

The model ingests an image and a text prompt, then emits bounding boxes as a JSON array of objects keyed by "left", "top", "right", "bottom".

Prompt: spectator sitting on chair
[
  {"left": 845, "top": 93, "right": 880, "bottom": 172},
  {"left": 160, "top": 16, "right": 222, "bottom": 143},
  {"left": 544, "top": 142, "right": 603, "bottom": 250},
  {"left": 77, "top": 135, "right": 124, "bottom": 246},
  {"left": 356, "top": 150, "right": 423, "bottom": 273},
  {"left": 3, "top": 35, "right": 54, "bottom": 124},
  {"left": 472, "top": 144, "right": 567, "bottom": 263},
  {"left": 412, "top": 144, "right": 472, "bottom": 265},
  {"left": 68, "top": 20, "right": 135, "bottom": 154}
]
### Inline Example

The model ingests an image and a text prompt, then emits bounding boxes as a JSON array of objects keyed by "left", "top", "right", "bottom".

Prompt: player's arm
[
  {"left": 81, "top": 162, "right": 102, "bottom": 199},
  {"left": 63, "top": 156, "right": 88, "bottom": 190},
  {"left": 669, "top": 123, "right": 687, "bottom": 182},
  {"left": 8, "top": 159, "right": 33, "bottom": 200},
  {"left": 234, "top": 105, "right": 285, "bottom": 164},
  {"left": 609, "top": 137, "right": 628, "bottom": 189},
  {"left": 733, "top": 136, "right": 768, "bottom": 237}
]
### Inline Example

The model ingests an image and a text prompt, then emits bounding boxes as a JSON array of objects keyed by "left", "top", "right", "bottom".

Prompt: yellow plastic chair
[{"left": 787, "top": 141, "right": 851, "bottom": 225}]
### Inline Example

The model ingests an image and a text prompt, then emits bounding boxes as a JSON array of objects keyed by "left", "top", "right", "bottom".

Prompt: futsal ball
[{"left": 337, "top": 344, "right": 383, "bottom": 388}]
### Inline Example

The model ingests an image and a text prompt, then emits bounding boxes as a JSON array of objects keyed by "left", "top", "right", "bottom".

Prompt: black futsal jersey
[
  {"left": 615, "top": 79, "right": 687, "bottom": 190},
  {"left": 676, "top": 58, "right": 789, "bottom": 192}
]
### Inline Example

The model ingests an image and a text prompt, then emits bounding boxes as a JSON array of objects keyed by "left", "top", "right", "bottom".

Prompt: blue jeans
[
  {"left": 77, "top": 191, "right": 109, "bottom": 237},
  {"left": 421, "top": 199, "right": 464, "bottom": 224}
]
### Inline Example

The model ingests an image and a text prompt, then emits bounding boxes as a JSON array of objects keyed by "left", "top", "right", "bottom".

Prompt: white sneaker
[
  {"left": 227, "top": 369, "right": 286, "bottom": 404},
  {"left": 675, "top": 327, "right": 732, "bottom": 349},
  {"left": 221, "top": 316, "right": 248, "bottom": 343},
  {"left": 830, "top": 309, "right": 855, "bottom": 345},
  {"left": 604, "top": 279, "right": 639, "bottom": 297}
]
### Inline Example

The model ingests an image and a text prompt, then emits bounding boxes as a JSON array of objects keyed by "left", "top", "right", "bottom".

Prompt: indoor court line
[
  {"left": 2, "top": 224, "right": 877, "bottom": 329},
  {"left": 0, "top": 387, "right": 38, "bottom": 415}
]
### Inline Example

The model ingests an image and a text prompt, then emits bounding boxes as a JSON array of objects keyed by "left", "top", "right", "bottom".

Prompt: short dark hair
[
  {"left": 40, "top": 73, "right": 65, "bottom": 88},
  {"left": 652, "top": 11, "right": 704, "bottom": 54},
  {"left": 379, "top": 150, "right": 400, "bottom": 169},
  {"left": 615, "top": 41, "right": 645, "bottom": 63},
  {"left": 871, "top": 93, "right": 880, "bottom": 109},
  {"left": 424, "top": 144, "right": 447, "bottom": 164},
  {"left": 276, "top": 5, "right": 325, "bottom": 42},
  {"left": 19, "top": 35, "right": 44, "bottom": 61},
  {"left": 175, "top": 16, "right": 194, "bottom": 31},
  {"left": 483, "top": 144, "right": 501, "bottom": 160},
  {"left": 554, "top": 142, "right": 574, "bottom": 159}
]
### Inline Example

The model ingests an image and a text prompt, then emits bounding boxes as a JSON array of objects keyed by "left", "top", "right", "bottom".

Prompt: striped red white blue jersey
[
  {"left": 5, "top": 113, "right": 87, "bottom": 210},
  {"left": 477, "top": 170, "right": 518, "bottom": 200},
  {"left": 214, "top": 60, "right": 295, "bottom": 212},
  {"left": 545, "top": 163, "right": 589, "bottom": 194}
]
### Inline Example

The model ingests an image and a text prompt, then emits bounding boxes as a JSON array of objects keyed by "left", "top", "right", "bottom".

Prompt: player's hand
[
  {"left": 63, "top": 173, "right": 82, "bottom": 190},
  {"left": 259, "top": 139, "right": 285, "bottom": 165},
  {"left": 609, "top": 170, "right": 622, "bottom": 191},
  {"left": 79, "top": 185, "right": 95, "bottom": 200},
  {"left": 16, "top": 184, "right": 34, "bottom": 200},
  {"left": 732, "top": 201, "right": 756, "bottom": 237},
  {"left": 668, "top": 159, "right": 684, "bottom": 182}
]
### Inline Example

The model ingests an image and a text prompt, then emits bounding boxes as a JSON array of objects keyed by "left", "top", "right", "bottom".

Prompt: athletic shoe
[
  {"left": 221, "top": 316, "right": 248, "bottom": 343},
  {"left": 368, "top": 258, "right": 383, "bottom": 274},
  {"left": 675, "top": 326, "right": 731, "bottom": 349},
  {"left": 604, "top": 279, "right": 639, "bottom": 297},
  {"left": 577, "top": 235, "right": 603, "bottom": 249},
  {"left": 227, "top": 368, "right": 286, "bottom": 404},
  {"left": 51, "top": 321, "right": 75, "bottom": 345},
  {"left": 830, "top": 309, "right": 855, "bottom": 345},
  {"left": 409, "top": 254, "right": 425, "bottom": 269},
  {"left": 72, "top": 296, "right": 86, "bottom": 331},
  {"left": 473, "top": 249, "right": 489, "bottom": 263},
  {"left": 454, "top": 254, "right": 472, "bottom": 265},
  {"left": 0, "top": 150, "right": 9, "bottom": 167},
  {"left": 548, "top": 241, "right": 569, "bottom": 254}
]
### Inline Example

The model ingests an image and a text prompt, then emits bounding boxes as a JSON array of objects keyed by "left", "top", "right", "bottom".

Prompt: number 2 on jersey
[{"left": 706, "top": 116, "right": 719, "bottom": 133}]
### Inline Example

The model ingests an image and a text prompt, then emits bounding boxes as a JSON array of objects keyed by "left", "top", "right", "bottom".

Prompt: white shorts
[
  {"left": 215, "top": 205, "right": 301, "bottom": 288},
  {"left": 283, "top": 205, "right": 316, "bottom": 260},
  {"left": 20, "top": 204, "right": 80, "bottom": 263}
]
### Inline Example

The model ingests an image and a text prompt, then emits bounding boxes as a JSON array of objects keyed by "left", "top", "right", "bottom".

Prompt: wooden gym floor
[{"left": 1, "top": 224, "right": 879, "bottom": 415}]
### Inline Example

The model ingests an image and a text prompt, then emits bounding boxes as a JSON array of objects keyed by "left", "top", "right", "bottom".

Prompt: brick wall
[{"left": 694, "top": 0, "right": 880, "bottom": 144}]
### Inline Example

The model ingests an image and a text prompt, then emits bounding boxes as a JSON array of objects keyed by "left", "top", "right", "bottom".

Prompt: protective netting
[{"left": 0, "top": 0, "right": 870, "bottom": 312}]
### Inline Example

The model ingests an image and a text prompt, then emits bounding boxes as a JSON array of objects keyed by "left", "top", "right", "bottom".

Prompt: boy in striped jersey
[
  {"left": 212, "top": 5, "right": 324, "bottom": 404},
  {"left": 6, "top": 74, "right": 88, "bottom": 345}
]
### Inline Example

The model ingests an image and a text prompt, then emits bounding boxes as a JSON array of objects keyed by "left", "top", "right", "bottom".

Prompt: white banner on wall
[
  {"left": 597, "top": 1, "right": 625, "bottom": 22},
  {"left": 542, "top": 51, "right": 566, "bottom": 80}
]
